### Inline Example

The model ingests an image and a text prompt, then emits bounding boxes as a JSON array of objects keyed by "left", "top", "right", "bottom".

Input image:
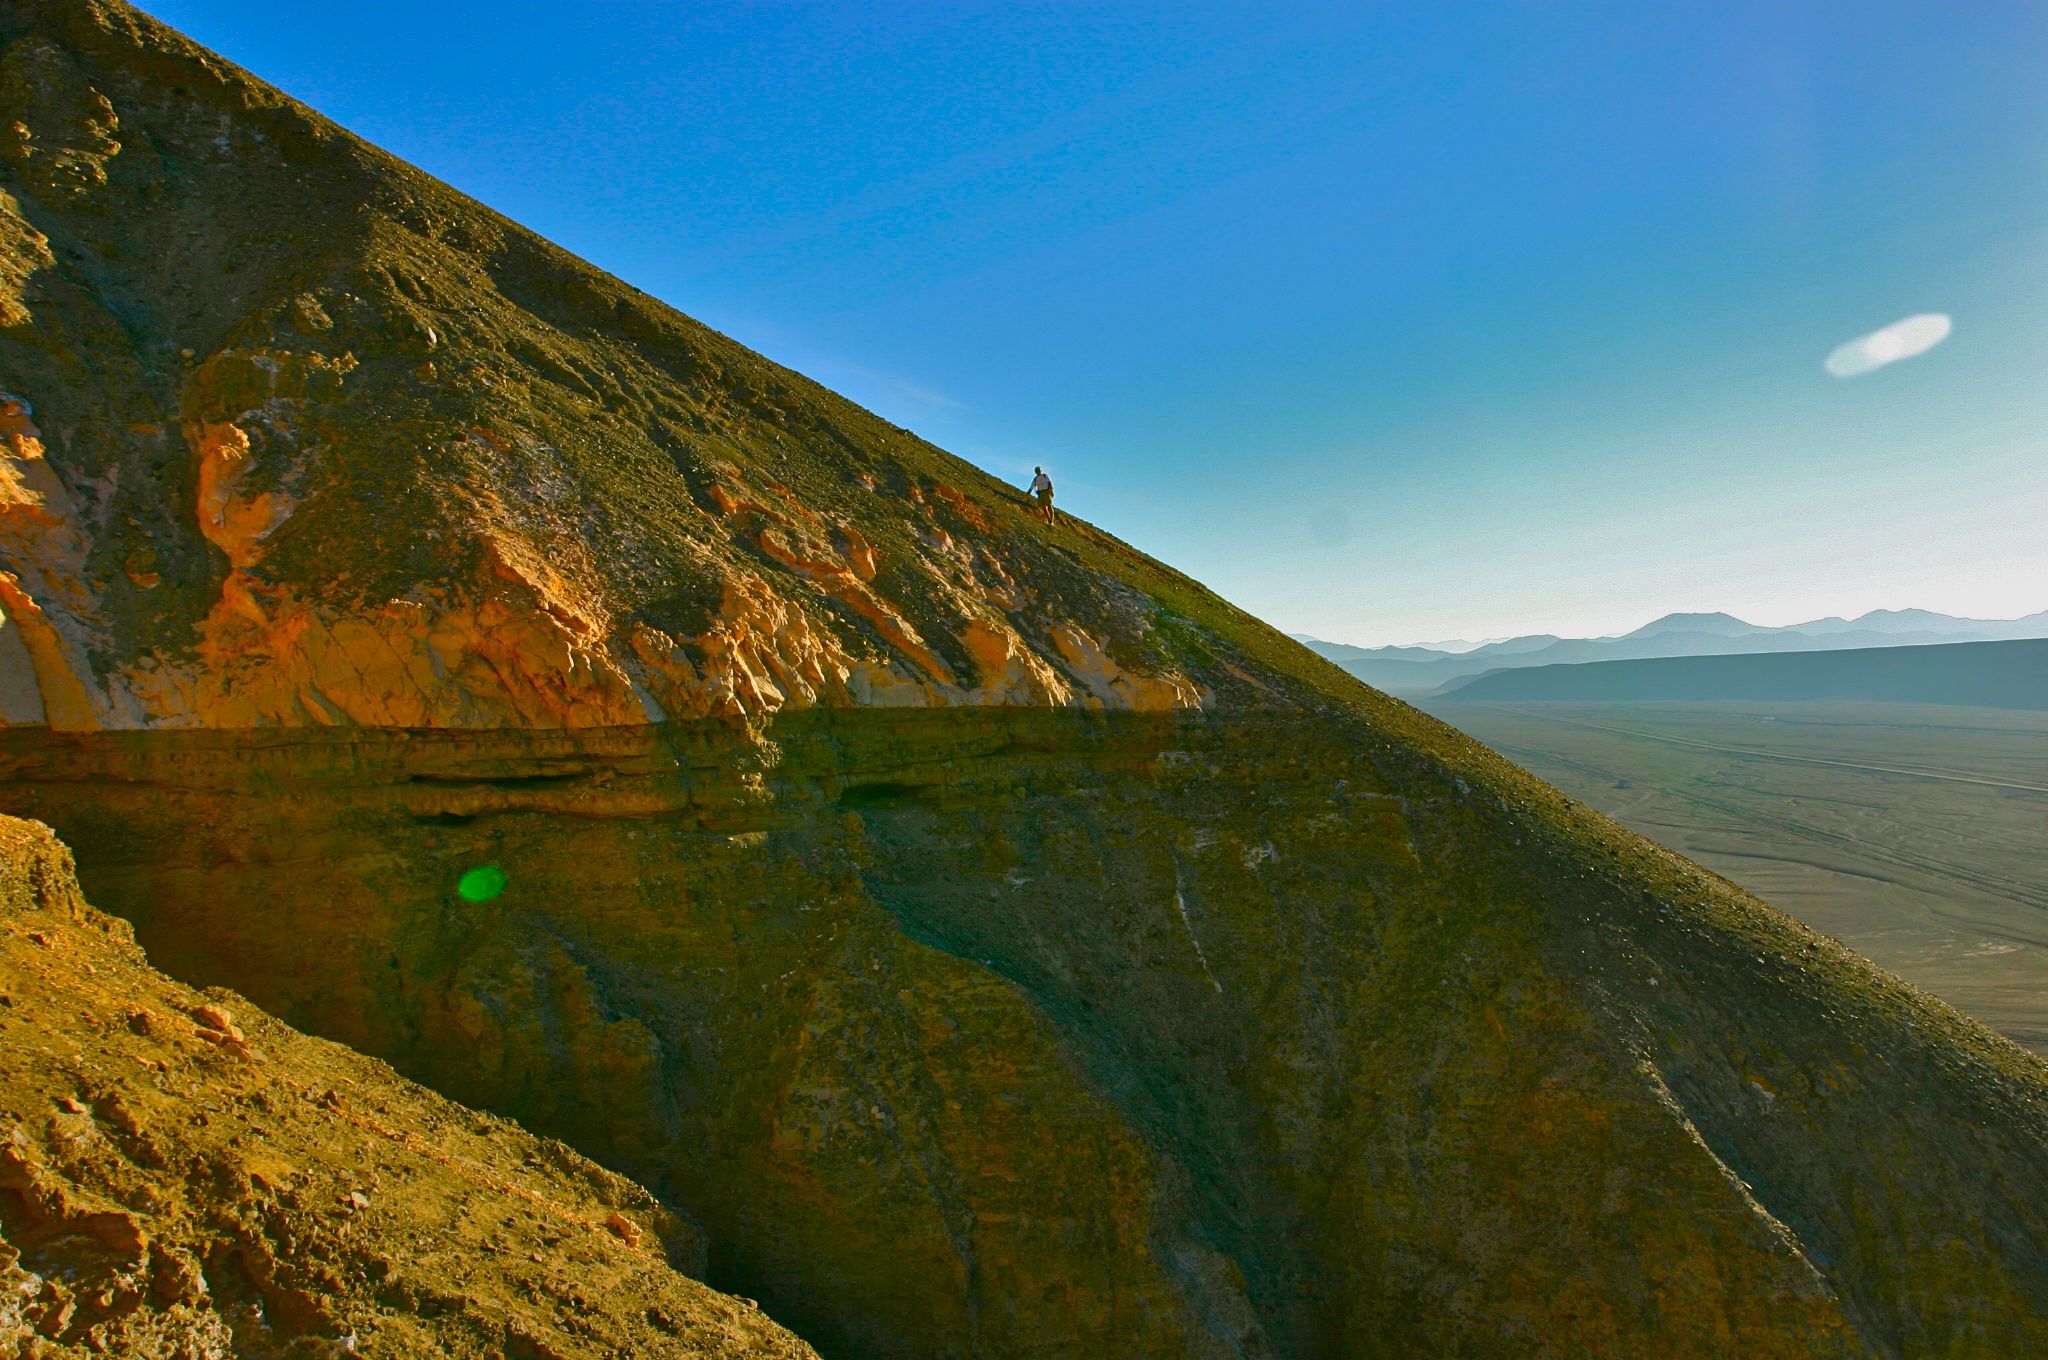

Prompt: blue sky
[{"left": 144, "top": 1, "right": 2048, "bottom": 644}]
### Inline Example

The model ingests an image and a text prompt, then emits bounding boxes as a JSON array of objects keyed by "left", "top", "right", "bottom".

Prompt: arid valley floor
[{"left": 1430, "top": 700, "right": 2048, "bottom": 1052}]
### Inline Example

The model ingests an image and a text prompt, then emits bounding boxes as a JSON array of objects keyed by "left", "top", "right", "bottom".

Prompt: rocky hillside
[
  {"left": 0, "top": 813, "right": 817, "bottom": 1357},
  {"left": 5, "top": 3, "right": 2048, "bottom": 1357},
  {"left": 0, "top": 0, "right": 1309, "bottom": 729}
]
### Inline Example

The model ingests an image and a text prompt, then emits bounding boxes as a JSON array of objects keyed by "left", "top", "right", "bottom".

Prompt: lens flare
[{"left": 457, "top": 864, "right": 508, "bottom": 902}]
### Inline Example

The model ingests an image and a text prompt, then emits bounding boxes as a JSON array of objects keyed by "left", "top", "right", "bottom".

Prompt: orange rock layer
[{"left": 1, "top": 425, "right": 1205, "bottom": 729}]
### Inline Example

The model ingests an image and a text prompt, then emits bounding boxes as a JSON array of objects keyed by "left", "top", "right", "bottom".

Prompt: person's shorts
[{"left": 1035, "top": 489, "right": 1054, "bottom": 505}]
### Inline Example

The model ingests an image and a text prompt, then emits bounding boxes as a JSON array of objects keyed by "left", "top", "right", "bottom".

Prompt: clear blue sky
[{"left": 143, "top": 0, "right": 2048, "bottom": 645}]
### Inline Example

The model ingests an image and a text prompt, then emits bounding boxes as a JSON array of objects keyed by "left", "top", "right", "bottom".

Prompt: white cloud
[{"left": 1824, "top": 313, "right": 1952, "bottom": 378}]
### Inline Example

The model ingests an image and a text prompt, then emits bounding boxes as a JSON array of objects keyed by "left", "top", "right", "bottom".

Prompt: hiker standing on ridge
[{"left": 1028, "top": 466, "right": 1057, "bottom": 526}]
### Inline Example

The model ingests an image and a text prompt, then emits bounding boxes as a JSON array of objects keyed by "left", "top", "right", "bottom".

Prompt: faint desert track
[
  {"left": 1505, "top": 708, "right": 2048, "bottom": 796},
  {"left": 1435, "top": 700, "right": 2048, "bottom": 1050},
  {"left": 1480, "top": 732, "right": 2048, "bottom": 921},
  {"left": 1484, "top": 707, "right": 2048, "bottom": 917}
]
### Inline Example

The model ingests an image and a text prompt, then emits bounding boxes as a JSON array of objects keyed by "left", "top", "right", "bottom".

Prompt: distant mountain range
[
  {"left": 1431, "top": 637, "right": 2048, "bottom": 709},
  {"left": 1294, "top": 608, "right": 2048, "bottom": 696}
]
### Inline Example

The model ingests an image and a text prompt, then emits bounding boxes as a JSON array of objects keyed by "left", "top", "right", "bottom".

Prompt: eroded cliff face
[
  {"left": 5, "top": 4, "right": 2048, "bottom": 1359},
  {"left": 8, "top": 713, "right": 2048, "bottom": 1358},
  {"left": 0, "top": 814, "right": 820, "bottom": 1358},
  {"left": 0, "top": 0, "right": 1226, "bottom": 733}
]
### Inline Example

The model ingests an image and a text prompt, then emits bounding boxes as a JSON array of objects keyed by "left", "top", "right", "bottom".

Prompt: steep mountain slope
[
  {"left": 1437, "top": 637, "right": 2048, "bottom": 707},
  {"left": 5, "top": 3, "right": 2048, "bottom": 1357},
  {"left": 0, "top": 814, "right": 817, "bottom": 1358},
  {"left": 0, "top": 0, "right": 1254, "bottom": 730}
]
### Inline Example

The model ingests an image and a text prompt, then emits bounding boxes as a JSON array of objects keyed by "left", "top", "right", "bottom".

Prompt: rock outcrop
[
  {"left": 4, "top": 3, "right": 2048, "bottom": 1358},
  {"left": 0, "top": 813, "right": 819, "bottom": 1357},
  {"left": 0, "top": 1, "right": 1214, "bottom": 731}
]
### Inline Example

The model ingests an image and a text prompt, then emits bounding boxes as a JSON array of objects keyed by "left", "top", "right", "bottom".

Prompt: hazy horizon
[
  {"left": 1300, "top": 601, "right": 2048, "bottom": 652},
  {"left": 142, "top": 1, "right": 2048, "bottom": 647}
]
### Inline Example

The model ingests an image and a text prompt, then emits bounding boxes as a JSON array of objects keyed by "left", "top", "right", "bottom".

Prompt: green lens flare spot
[{"left": 456, "top": 864, "right": 508, "bottom": 903}]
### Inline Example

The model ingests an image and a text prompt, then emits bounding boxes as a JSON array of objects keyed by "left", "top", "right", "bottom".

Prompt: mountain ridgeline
[
  {"left": 4, "top": 3, "right": 2048, "bottom": 1356},
  {"left": 1436, "top": 636, "right": 2048, "bottom": 707},
  {"left": 1301, "top": 608, "right": 2048, "bottom": 696}
]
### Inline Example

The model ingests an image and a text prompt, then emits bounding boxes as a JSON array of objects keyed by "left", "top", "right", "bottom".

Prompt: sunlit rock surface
[
  {"left": 4, "top": 3, "right": 2048, "bottom": 1357},
  {"left": 0, "top": 0, "right": 1208, "bottom": 731}
]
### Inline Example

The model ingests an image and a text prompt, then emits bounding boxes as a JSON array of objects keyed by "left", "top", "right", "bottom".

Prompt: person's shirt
[{"left": 1029, "top": 472, "right": 1053, "bottom": 495}]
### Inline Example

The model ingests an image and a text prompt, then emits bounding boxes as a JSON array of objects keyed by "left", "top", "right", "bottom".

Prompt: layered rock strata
[{"left": 6, "top": 714, "right": 2048, "bottom": 1357}]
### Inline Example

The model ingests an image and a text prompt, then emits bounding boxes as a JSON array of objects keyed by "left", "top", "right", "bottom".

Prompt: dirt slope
[{"left": 0, "top": 813, "right": 817, "bottom": 1358}]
